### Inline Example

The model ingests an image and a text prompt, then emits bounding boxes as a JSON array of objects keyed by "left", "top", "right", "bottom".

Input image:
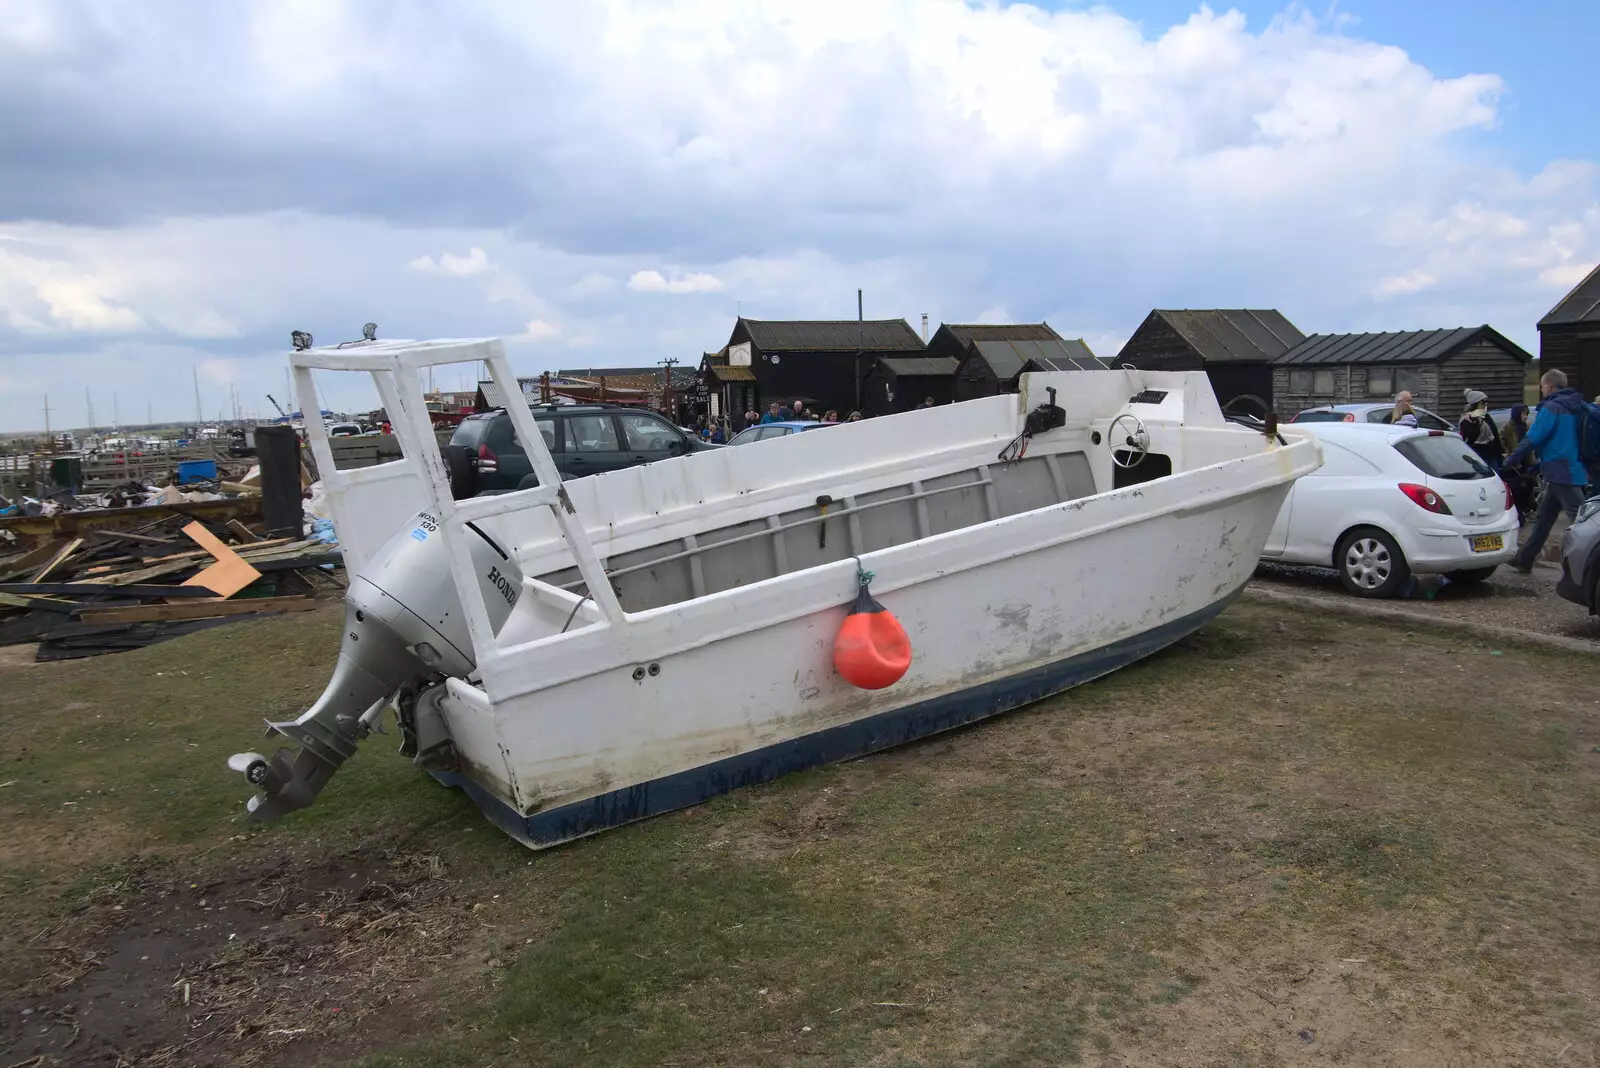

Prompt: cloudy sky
[{"left": 1, "top": 0, "right": 1595, "bottom": 431}]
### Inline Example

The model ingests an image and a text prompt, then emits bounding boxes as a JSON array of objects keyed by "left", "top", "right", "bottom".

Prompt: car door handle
[{"left": 568, "top": 457, "right": 588, "bottom": 465}]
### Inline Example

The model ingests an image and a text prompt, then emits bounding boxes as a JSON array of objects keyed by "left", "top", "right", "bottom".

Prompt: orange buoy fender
[{"left": 832, "top": 569, "right": 912, "bottom": 690}]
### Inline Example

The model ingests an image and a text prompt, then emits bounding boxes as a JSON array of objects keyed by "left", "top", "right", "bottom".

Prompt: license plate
[{"left": 1471, "top": 534, "right": 1503, "bottom": 553}]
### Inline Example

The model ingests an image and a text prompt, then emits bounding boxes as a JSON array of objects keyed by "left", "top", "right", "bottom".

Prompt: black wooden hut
[
  {"left": 929, "top": 324, "right": 1104, "bottom": 402},
  {"left": 1270, "top": 326, "right": 1533, "bottom": 421},
  {"left": 1538, "top": 263, "right": 1600, "bottom": 398},
  {"left": 860, "top": 356, "right": 960, "bottom": 416},
  {"left": 1111, "top": 309, "right": 1304, "bottom": 415},
  {"left": 723, "top": 317, "right": 926, "bottom": 416}
]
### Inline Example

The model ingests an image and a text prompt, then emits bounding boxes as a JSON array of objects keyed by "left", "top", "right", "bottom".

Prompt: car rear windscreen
[
  {"left": 449, "top": 417, "right": 493, "bottom": 447},
  {"left": 1290, "top": 411, "right": 1348, "bottom": 422},
  {"left": 1394, "top": 436, "right": 1493, "bottom": 480}
]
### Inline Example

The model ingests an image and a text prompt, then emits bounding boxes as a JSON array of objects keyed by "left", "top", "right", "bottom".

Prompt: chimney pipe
[{"left": 921, "top": 313, "right": 928, "bottom": 342}]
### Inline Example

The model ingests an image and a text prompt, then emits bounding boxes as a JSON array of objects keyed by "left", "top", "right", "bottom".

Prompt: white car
[{"left": 1265, "top": 423, "right": 1517, "bottom": 597}]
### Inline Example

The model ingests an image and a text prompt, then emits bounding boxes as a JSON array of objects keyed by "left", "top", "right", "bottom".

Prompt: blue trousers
[{"left": 1513, "top": 480, "right": 1586, "bottom": 568}]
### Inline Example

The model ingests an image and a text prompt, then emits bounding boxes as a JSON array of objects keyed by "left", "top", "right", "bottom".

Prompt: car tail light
[
  {"left": 1399, "top": 482, "right": 1451, "bottom": 515},
  {"left": 1503, "top": 480, "right": 1514, "bottom": 511},
  {"left": 477, "top": 442, "right": 498, "bottom": 473}
]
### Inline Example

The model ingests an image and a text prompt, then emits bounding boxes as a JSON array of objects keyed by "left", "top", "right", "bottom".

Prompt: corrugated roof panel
[
  {"left": 740, "top": 318, "right": 925, "bottom": 352},
  {"left": 1539, "top": 263, "right": 1600, "bottom": 327},
  {"left": 1275, "top": 327, "right": 1491, "bottom": 365},
  {"left": 972, "top": 337, "right": 1107, "bottom": 377},
  {"left": 1227, "top": 310, "right": 1306, "bottom": 356},
  {"left": 1153, "top": 309, "right": 1305, "bottom": 363},
  {"left": 877, "top": 356, "right": 959, "bottom": 377},
  {"left": 1159, "top": 311, "right": 1234, "bottom": 364},
  {"left": 941, "top": 323, "right": 1064, "bottom": 346}
]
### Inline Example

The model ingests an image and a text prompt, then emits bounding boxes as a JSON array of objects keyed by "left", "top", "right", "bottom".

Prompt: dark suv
[{"left": 443, "top": 404, "right": 716, "bottom": 498}]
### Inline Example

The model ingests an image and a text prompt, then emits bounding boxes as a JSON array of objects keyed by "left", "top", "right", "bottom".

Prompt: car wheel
[
  {"left": 516, "top": 473, "right": 541, "bottom": 491},
  {"left": 442, "top": 446, "right": 477, "bottom": 500},
  {"left": 1446, "top": 566, "right": 1497, "bottom": 585},
  {"left": 1335, "top": 528, "right": 1410, "bottom": 598}
]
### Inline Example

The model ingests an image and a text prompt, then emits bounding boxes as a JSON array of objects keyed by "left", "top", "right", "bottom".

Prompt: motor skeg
[{"left": 233, "top": 510, "right": 521, "bottom": 822}]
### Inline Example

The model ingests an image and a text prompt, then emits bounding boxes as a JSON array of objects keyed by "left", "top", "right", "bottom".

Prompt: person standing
[
  {"left": 1390, "top": 390, "right": 1415, "bottom": 424},
  {"left": 791, "top": 399, "right": 806, "bottom": 421},
  {"left": 760, "top": 403, "right": 784, "bottom": 424},
  {"left": 1499, "top": 404, "right": 1535, "bottom": 516},
  {"left": 1457, "top": 390, "right": 1504, "bottom": 469},
  {"left": 1506, "top": 370, "right": 1590, "bottom": 572},
  {"left": 1500, "top": 404, "right": 1529, "bottom": 452}
]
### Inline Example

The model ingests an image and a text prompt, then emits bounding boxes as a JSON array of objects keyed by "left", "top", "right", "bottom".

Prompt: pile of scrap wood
[{"left": 0, "top": 514, "right": 343, "bottom": 661}]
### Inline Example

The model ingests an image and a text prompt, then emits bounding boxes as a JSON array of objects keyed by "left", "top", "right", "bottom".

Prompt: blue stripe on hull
[{"left": 434, "top": 586, "right": 1242, "bottom": 849}]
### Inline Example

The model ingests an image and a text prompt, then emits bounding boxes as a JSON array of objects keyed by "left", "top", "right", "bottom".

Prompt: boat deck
[{"left": 535, "top": 451, "right": 1097, "bottom": 611}]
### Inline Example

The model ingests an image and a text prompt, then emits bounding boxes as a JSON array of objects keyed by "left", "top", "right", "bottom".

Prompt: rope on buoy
[{"left": 832, "top": 562, "right": 911, "bottom": 690}]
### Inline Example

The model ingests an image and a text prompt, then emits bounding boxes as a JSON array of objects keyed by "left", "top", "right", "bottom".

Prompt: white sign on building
[{"left": 728, "top": 342, "right": 752, "bottom": 367}]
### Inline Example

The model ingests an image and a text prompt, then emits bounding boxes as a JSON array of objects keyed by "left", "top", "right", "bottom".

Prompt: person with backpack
[{"left": 1505, "top": 369, "right": 1597, "bottom": 572}]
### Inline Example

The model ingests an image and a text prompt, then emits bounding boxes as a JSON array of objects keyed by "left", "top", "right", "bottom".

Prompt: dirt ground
[{"left": 2, "top": 599, "right": 1598, "bottom": 1067}]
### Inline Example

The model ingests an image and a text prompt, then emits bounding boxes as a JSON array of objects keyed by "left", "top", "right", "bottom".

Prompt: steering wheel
[{"left": 1108, "top": 413, "right": 1150, "bottom": 469}]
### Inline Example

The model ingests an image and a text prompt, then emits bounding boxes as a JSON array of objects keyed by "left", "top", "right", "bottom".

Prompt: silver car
[
  {"left": 1557, "top": 495, "right": 1600, "bottom": 612},
  {"left": 1289, "top": 403, "right": 1452, "bottom": 431}
]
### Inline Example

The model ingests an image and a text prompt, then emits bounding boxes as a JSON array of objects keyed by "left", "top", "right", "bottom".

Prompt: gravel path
[{"left": 1251, "top": 557, "right": 1600, "bottom": 645}]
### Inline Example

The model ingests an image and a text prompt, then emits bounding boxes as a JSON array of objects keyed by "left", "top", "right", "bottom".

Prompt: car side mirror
[{"left": 670, "top": 437, "right": 689, "bottom": 454}]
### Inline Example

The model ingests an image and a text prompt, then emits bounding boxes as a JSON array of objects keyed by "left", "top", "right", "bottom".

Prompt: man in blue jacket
[{"left": 1506, "top": 369, "right": 1590, "bottom": 572}]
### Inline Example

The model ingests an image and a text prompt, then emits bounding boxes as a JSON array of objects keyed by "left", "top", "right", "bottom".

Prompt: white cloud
[
  {"left": 627, "top": 269, "right": 725, "bottom": 294},
  {"left": 971, "top": 305, "right": 1013, "bottom": 325},
  {"left": 0, "top": 1, "right": 1598, "bottom": 430},
  {"left": 1541, "top": 263, "right": 1595, "bottom": 288},
  {"left": 34, "top": 280, "right": 144, "bottom": 332},
  {"left": 408, "top": 247, "right": 491, "bottom": 277},
  {"left": 564, "top": 272, "right": 619, "bottom": 299},
  {"left": 515, "top": 318, "right": 563, "bottom": 342},
  {"left": 1374, "top": 271, "right": 1437, "bottom": 298}
]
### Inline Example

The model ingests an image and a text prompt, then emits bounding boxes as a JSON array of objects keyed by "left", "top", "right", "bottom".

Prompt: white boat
[{"left": 228, "top": 337, "right": 1321, "bottom": 848}]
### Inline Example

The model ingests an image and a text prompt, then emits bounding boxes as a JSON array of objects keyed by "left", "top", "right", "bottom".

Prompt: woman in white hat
[{"left": 1457, "top": 389, "right": 1504, "bottom": 469}]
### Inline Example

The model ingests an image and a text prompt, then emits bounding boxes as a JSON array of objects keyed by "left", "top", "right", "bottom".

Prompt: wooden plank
[
  {"left": 178, "top": 521, "right": 261, "bottom": 598},
  {"left": 250, "top": 552, "right": 342, "bottom": 573},
  {"left": 0, "top": 592, "right": 75, "bottom": 612},
  {"left": 78, "top": 595, "right": 319, "bottom": 625},
  {"left": 0, "top": 538, "right": 69, "bottom": 580},
  {"left": 91, "top": 529, "right": 180, "bottom": 547},
  {"left": 31, "top": 538, "right": 84, "bottom": 583},
  {"left": 225, "top": 519, "right": 262, "bottom": 543},
  {"left": 0, "top": 582, "right": 219, "bottom": 599},
  {"left": 0, "top": 496, "right": 262, "bottom": 542},
  {"left": 90, "top": 536, "right": 299, "bottom": 586}
]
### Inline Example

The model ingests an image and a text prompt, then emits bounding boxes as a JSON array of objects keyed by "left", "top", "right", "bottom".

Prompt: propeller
[{"left": 227, "top": 751, "right": 271, "bottom": 785}]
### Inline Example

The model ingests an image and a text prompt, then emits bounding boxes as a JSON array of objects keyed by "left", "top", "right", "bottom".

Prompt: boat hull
[{"left": 434, "top": 583, "right": 1240, "bottom": 849}]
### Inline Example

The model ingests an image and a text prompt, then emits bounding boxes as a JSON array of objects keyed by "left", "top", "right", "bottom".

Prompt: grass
[{"left": 2, "top": 601, "right": 1599, "bottom": 1066}]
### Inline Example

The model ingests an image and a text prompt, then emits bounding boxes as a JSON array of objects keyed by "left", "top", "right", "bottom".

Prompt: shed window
[
  {"left": 1367, "top": 367, "right": 1420, "bottom": 397},
  {"left": 1288, "top": 369, "right": 1335, "bottom": 394}
]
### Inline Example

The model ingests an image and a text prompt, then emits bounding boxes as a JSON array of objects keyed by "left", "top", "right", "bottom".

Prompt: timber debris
[{"left": 0, "top": 513, "right": 342, "bottom": 661}]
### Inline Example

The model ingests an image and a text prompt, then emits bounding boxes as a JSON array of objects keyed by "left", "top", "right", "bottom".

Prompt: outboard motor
[{"left": 229, "top": 510, "right": 522, "bottom": 820}]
